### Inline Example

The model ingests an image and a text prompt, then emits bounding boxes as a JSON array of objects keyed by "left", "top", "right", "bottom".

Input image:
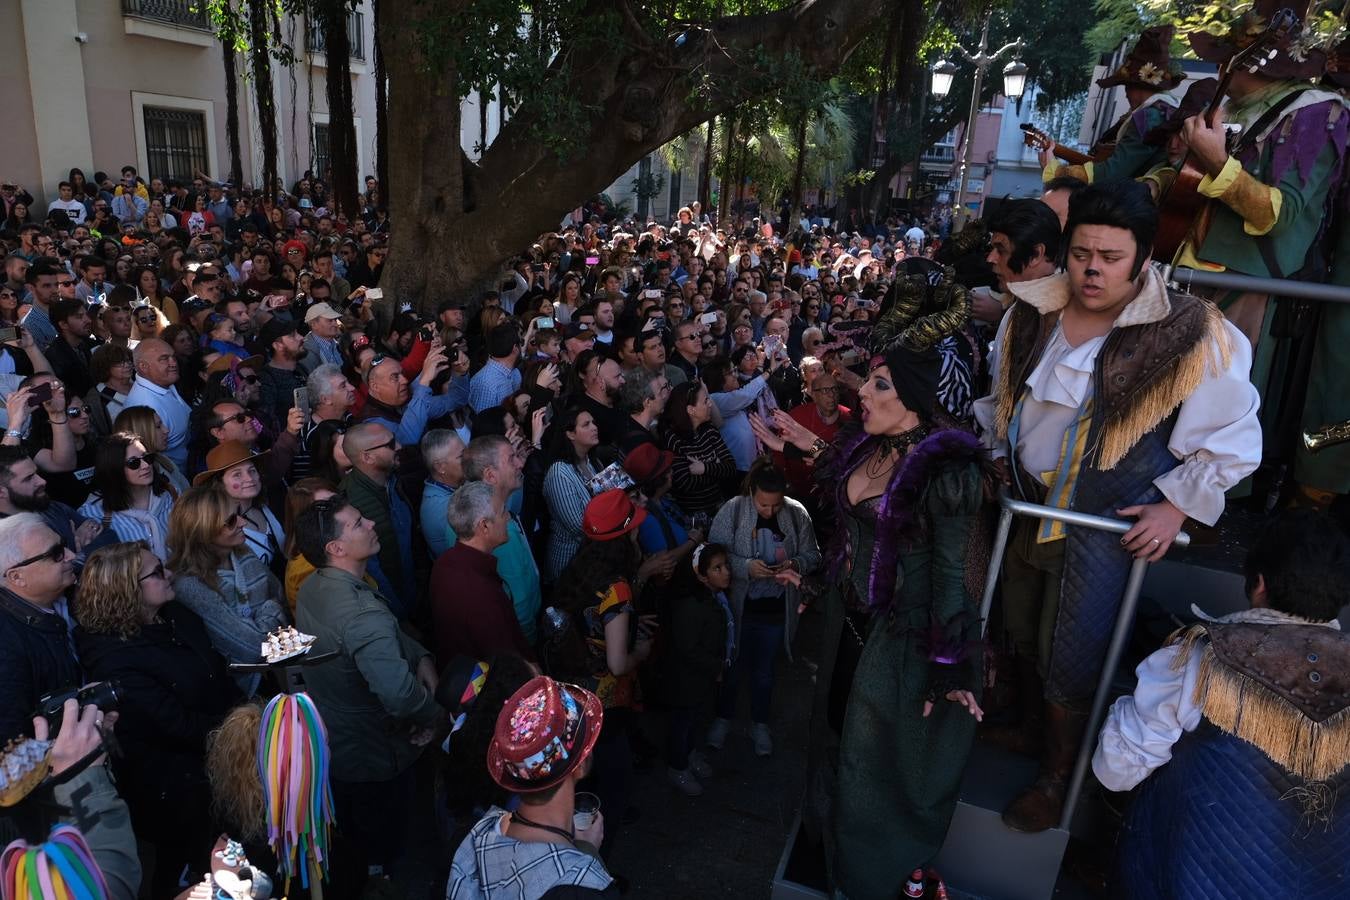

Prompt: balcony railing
[
  {"left": 307, "top": 10, "right": 365, "bottom": 61},
  {"left": 121, "top": 0, "right": 211, "bottom": 31}
]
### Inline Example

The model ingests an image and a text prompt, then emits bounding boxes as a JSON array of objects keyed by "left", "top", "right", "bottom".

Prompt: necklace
[
  {"left": 865, "top": 422, "right": 928, "bottom": 479},
  {"left": 510, "top": 810, "right": 576, "bottom": 845}
]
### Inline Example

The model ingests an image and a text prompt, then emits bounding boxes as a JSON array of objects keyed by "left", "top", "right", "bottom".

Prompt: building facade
[{"left": 0, "top": 0, "right": 410, "bottom": 207}]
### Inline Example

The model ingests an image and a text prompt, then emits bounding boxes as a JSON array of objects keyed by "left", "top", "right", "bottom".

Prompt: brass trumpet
[{"left": 1303, "top": 419, "right": 1350, "bottom": 452}]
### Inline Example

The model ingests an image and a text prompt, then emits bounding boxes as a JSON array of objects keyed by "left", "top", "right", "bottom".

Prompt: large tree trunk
[
  {"left": 381, "top": 0, "right": 886, "bottom": 313},
  {"left": 717, "top": 113, "right": 735, "bottom": 224},
  {"left": 220, "top": 12, "right": 243, "bottom": 188},
  {"left": 372, "top": 0, "right": 388, "bottom": 192},
  {"left": 320, "top": 1, "right": 361, "bottom": 219},
  {"left": 698, "top": 116, "right": 715, "bottom": 214},
  {"left": 789, "top": 112, "right": 809, "bottom": 231},
  {"left": 247, "top": 0, "right": 278, "bottom": 202}
]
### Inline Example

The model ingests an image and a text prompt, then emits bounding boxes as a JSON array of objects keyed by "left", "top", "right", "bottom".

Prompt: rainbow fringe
[
  {"left": 258, "top": 692, "right": 334, "bottom": 894},
  {"left": 1, "top": 825, "right": 109, "bottom": 900}
]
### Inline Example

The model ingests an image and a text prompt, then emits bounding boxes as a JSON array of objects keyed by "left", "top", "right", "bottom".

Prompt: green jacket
[
  {"left": 1090, "top": 95, "right": 1176, "bottom": 184},
  {"left": 295, "top": 567, "right": 443, "bottom": 782},
  {"left": 1194, "top": 84, "right": 1349, "bottom": 278},
  {"left": 340, "top": 467, "right": 412, "bottom": 609}
]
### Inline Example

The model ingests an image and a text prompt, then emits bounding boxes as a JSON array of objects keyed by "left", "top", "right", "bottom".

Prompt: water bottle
[{"left": 543, "top": 606, "right": 567, "bottom": 637}]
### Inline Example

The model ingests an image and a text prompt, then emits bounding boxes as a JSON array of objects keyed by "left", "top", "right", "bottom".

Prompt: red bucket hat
[
  {"left": 621, "top": 442, "right": 674, "bottom": 487},
  {"left": 487, "top": 676, "right": 603, "bottom": 793},
  {"left": 581, "top": 489, "right": 647, "bottom": 541}
]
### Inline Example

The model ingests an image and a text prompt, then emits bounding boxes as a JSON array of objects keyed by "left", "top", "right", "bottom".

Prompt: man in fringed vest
[
  {"left": 1094, "top": 510, "right": 1350, "bottom": 899},
  {"left": 972, "top": 180, "right": 1263, "bottom": 832},
  {"left": 1040, "top": 26, "right": 1183, "bottom": 185}
]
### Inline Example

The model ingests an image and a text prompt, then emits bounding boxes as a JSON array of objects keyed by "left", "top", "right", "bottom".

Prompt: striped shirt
[
  {"left": 78, "top": 490, "right": 175, "bottom": 561},
  {"left": 542, "top": 459, "right": 595, "bottom": 581},
  {"left": 663, "top": 423, "right": 737, "bottom": 516}
]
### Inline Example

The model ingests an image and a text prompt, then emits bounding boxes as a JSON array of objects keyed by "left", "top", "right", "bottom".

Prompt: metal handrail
[
  {"left": 1166, "top": 265, "right": 1350, "bottom": 305},
  {"left": 977, "top": 493, "right": 1190, "bottom": 831}
]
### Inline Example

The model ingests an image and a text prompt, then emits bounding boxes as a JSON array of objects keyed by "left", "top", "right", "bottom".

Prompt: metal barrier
[
  {"left": 1165, "top": 265, "right": 1350, "bottom": 305},
  {"left": 977, "top": 493, "right": 1190, "bottom": 830}
]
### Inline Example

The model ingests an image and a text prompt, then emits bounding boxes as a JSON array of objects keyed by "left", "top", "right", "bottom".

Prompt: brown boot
[
  {"left": 980, "top": 657, "right": 1044, "bottom": 756},
  {"left": 1001, "top": 702, "right": 1087, "bottom": 833}
]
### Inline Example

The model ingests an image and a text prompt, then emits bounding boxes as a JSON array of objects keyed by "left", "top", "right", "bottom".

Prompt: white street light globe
[
  {"left": 931, "top": 59, "right": 958, "bottom": 99},
  {"left": 1002, "top": 59, "right": 1029, "bottom": 99}
]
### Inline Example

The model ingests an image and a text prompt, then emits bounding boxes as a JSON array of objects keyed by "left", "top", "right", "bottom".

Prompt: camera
[{"left": 36, "top": 681, "right": 120, "bottom": 733}]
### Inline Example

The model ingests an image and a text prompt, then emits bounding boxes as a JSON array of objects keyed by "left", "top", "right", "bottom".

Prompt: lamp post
[{"left": 931, "top": 9, "right": 1025, "bottom": 227}]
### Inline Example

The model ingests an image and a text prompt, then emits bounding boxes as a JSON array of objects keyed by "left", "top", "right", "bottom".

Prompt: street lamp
[
  {"left": 930, "top": 10, "right": 1025, "bottom": 226},
  {"left": 930, "top": 59, "right": 958, "bottom": 100}
]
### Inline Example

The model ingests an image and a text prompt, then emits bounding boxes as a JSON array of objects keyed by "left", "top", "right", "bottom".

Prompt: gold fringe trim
[
  {"left": 993, "top": 314, "right": 1019, "bottom": 440},
  {"left": 1194, "top": 644, "right": 1350, "bottom": 783},
  {"left": 1096, "top": 303, "right": 1232, "bottom": 471}
]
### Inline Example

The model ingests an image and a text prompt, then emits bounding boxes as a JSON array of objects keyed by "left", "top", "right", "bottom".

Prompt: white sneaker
[
  {"left": 688, "top": 750, "right": 714, "bottom": 780},
  {"left": 706, "top": 717, "right": 730, "bottom": 750},
  {"left": 751, "top": 723, "right": 773, "bottom": 757},
  {"left": 667, "top": 767, "right": 704, "bottom": 797}
]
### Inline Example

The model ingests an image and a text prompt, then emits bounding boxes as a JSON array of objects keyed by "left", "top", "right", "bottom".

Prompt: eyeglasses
[
  {"left": 65, "top": 405, "right": 89, "bottom": 418},
  {"left": 214, "top": 411, "right": 249, "bottom": 427},
  {"left": 813, "top": 386, "right": 841, "bottom": 395},
  {"left": 57, "top": 280, "right": 75, "bottom": 287},
  {"left": 365, "top": 437, "right": 396, "bottom": 454},
  {"left": 125, "top": 455, "right": 149, "bottom": 470},
  {"left": 9, "top": 541, "right": 65, "bottom": 572},
  {"left": 139, "top": 563, "right": 167, "bottom": 582},
  {"left": 238, "top": 373, "right": 259, "bottom": 384}
]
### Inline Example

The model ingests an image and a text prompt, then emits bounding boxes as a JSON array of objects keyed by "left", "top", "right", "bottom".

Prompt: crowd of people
[{"left": 3, "top": 5, "right": 1350, "bottom": 900}]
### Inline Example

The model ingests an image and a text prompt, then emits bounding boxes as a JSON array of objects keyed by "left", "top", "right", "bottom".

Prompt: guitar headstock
[
  {"left": 1231, "top": 8, "right": 1298, "bottom": 75},
  {"left": 1020, "top": 123, "right": 1052, "bottom": 150}
]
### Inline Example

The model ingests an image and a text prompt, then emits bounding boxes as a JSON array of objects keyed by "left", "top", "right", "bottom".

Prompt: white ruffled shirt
[
  {"left": 972, "top": 269, "right": 1263, "bottom": 525},
  {"left": 1092, "top": 607, "right": 1341, "bottom": 792}
]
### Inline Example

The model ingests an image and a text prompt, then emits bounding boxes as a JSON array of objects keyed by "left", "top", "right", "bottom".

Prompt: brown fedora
[
  {"left": 1097, "top": 26, "right": 1185, "bottom": 91},
  {"left": 1189, "top": 0, "right": 1325, "bottom": 81},
  {"left": 193, "top": 440, "right": 269, "bottom": 486}
]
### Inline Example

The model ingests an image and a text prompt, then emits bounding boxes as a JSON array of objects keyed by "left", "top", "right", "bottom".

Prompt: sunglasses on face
[
  {"left": 139, "top": 562, "right": 168, "bottom": 582},
  {"left": 8, "top": 541, "right": 65, "bottom": 572},
  {"left": 216, "top": 412, "right": 250, "bottom": 427},
  {"left": 125, "top": 454, "right": 149, "bottom": 470},
  {"left": 365, "top": 437, "right": 396, "bottom": 454},
  {"left": 65, "top": 405, "right": 89, "bottom": 418},
  {"left": 57, "top": 280, "right": 75, "bottom": 287}
]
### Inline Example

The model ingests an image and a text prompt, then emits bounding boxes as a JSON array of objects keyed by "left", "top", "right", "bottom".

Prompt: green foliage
[{"left": 1086, "top": 1, "right": 1348, "bottom": 60}]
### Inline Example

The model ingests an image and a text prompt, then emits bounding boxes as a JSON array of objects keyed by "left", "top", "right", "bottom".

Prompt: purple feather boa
[{"left": 824, "top": 428, "right": 984, "bottom": 614}]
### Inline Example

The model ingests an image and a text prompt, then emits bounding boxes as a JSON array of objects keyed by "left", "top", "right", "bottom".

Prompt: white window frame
[{"left": 131, "top": 92, "right": 217, "bottom": 183}]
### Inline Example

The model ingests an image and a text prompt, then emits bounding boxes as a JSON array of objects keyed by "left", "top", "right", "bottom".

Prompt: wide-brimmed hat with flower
[
  {"left": 1189, "top": 0, "right": 1326, "bottom": 81},
  {"left": 1097, "top": 25, "right": 1185, "bottom": 90}
]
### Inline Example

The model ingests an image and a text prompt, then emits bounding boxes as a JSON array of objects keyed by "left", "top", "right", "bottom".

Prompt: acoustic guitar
[
  {"left": 1151, "top": 11, "right": 1296, "bottom": 261},
  {"left": 1020, "top": 124, "right": 1098, "bottom": 166}
]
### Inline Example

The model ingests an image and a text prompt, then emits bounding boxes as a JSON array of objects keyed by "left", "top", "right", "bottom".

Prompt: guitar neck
[{"left": 1053, "top": 145, "right": 1095, "bottom": 167}]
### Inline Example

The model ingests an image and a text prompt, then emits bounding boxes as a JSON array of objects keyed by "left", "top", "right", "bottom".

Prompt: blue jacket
[
  {"left": 362, "top": 380, "right": 471, "bottom": 448},
  {"left": 421, "top": 479, "right": 457, "bottom": 560}
]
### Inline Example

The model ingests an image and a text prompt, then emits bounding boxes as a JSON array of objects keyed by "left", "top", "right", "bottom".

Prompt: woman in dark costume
[{"left": 753, "top": 339, "right": 991, "bottom": 899}]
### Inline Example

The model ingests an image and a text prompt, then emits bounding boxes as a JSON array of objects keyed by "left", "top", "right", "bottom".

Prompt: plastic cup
[{"left": 573, "top": 791, "right": 600, "bottom": 832}]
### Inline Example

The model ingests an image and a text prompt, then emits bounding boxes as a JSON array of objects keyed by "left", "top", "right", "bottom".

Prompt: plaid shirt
[{"left": 448, "top": 808, "right": 612, "bottom": 899}]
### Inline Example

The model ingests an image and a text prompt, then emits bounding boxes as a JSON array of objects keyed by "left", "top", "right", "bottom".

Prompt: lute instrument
[
  {"left": 1151, "top": 11, "right": 1296, "bottom": 261},
  {"left": 1020, "top": 124, "right": 1098, "bottom": 166}
]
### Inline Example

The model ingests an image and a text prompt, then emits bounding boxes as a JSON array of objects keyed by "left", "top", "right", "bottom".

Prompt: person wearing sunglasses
[
  {"left": 74, "top": 539, "right": 240, "bottom": 898},
  {"left": 77, "top": 432, "right": 175, "bottom": 560},
  {"left": 166, "top": 484, "right": 288, "bottom": 697},
  {"left": 25, "top": 388, "right": 97, "bottom": 510}
]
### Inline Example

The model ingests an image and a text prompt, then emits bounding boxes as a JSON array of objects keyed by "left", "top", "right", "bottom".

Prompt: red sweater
[{"left": 430, "top": 541, "right": 534, "bottom": 667}]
